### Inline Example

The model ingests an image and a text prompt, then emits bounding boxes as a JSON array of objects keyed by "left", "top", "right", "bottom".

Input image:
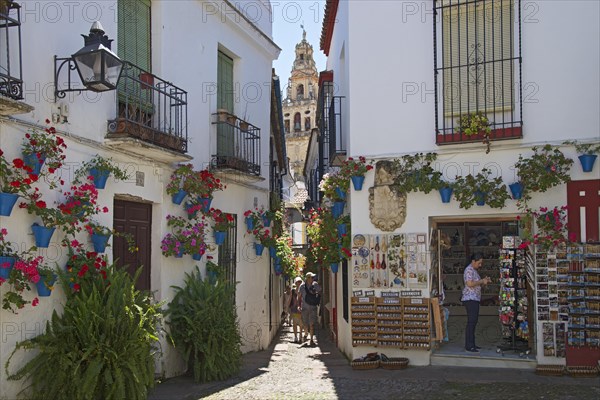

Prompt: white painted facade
[
  {"left": 0, "top": 1, "right": 282, "bottom": 398},
  {"left": 322, "top": 0, "right": 599, "bottom": 366}
]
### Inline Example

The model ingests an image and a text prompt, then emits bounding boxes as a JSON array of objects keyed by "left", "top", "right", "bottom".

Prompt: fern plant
[
  {"left": 453, "top": 168, "right": 510, "bottom": 209},
  {"left": 5, "top": 266, "right": 163, "bottom": 400},
  {"left": 166, "top": 266, "right": 241, "bottom": 383},
  {"left": 390, "top": 152, "right": 443, "bottom": 194}
]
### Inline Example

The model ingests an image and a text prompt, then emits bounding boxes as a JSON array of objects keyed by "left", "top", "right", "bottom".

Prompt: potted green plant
[
  {"left": 563, "top": 140, "right": 600, "bottom": 172},
  {"left": 306, "top": 208, "right": 341, "bottom": 267},
  {"left": 518, "top": 205, "right": 575, "bottom": 251},
  {"left": 34, "top": 261, "right": 57, "bottom": 297},
  {"left": 453, "top": 168, "right": 510, "bottom": 209},
  {"left": 340, "top": 156, "right": 374, "bottom": 191},
  {"left": 21, "top": 121, "right": 67, "bottom": 176},
  {"left": 1, "top": 254, "right": 44, "bottom": 313},
  {"left": 0, "top": 150, "right": 38, "bottom": 216},
  {"left": 208, "top": 208, "right": 234, "bottom": 245},
  {"left": 20, "top": 189, "right": 77, "bottom": 247},
  {"left": 0, "top": 228, "right": 17, "bottom": 280},
  {"left": 390, "top": 152, "right": 442, "bottom": 194},
  {"left": 85, "top": 220, "right": 113, "bottom": 253},
  {"left": 74, "top": 155, "right": 130, "bottom": 189},
  {"left": 514, "top": 144, "right": 573, "bottom": 203},
  {"left": 457, "top": 111, "right": 492, "bottom": 153},
  {"left": 166, "top": 164, "right": 195, "bottom": 205},
  {"left": 319, "top": 171, "right": 350, "bottom": 201}
]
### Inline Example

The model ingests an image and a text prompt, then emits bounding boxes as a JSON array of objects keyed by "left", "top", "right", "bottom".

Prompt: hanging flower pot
[
  {"left": 245, "top": 216, "right": 254, "bottom": 231},
  {"left": 509, "top": 182, "right": 523, "bottom": 200},
  {"left": 0, "top": 256, "right": 16, "bottom": 280},
  {"left": 335, "top": 187, "right": 347, "bottom": 200},
  {"left": 439, "top": 187, "right": 453, "bottom": 203},
  {"left": 331, "top": 201, "right": 345, "bottom": 219},
  {"left": 171, "top": 189, "right": 187, "bottom": 205},
  {"left": 23, "top": 153, "right": 46, "bottom": 176},
  {"left": 199, "top": 197, "right": 212, "bottom": 213},
  {"left": 578, "top": 154, "right": 597, "bottom": 172},
  {"left": 269, "top": 246, "right": 277, "bottom": 258},
  {"left": 184, "top": 202, "right": 198, "bottom": 220},
  {"left": 192, "top": 252, "right": 203, "bottom": 261},
  {"left": 255, "top": 243, "right": 265, "bottom": 256},
  {"left": 351, "top": 175, "right": 365, "bottom": 191},
  {"left": 0, "top": 192, "right": 19, "bottom": 216},
  {"left": 330, "top": 262, "right": 339, "bottom": 274},
  {"left": 274, "top": 263, "right": 283, "bottom": 275},
  {"left": 89, "top": 168, "right": 110, "bottom": 189},
  {"left": 174, "top": 247, "right": 184, "bottom": 258},
  {"left": 31, "top": 224, "right": 55, "bottom": 248},
  {"left": 474, "top": 191, "right": 486, "bottom": 206},
  {"left": 91, "top": 233, "right": 111, "bottom": 253},
  {"left": 262, "top": 214, "right": 271, "bottom": 228},
  {"left": 36, "top": 274, "right": 57, "bottom": 297},
  {"left": 337, "top": 223, "right": 347, "bottom": 238},
  {"left": 214, "top": 230, "right": 226, "bottom": 245}
]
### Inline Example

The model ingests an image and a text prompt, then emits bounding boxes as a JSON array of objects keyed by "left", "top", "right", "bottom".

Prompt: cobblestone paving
[{"left": 149, "top": 325, "right": 600, "bottom": 400}]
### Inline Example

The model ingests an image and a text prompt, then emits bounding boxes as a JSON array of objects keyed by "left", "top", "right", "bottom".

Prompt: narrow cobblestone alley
[{"left": 148, "top": 323, "right": 600, "bottom": 400}]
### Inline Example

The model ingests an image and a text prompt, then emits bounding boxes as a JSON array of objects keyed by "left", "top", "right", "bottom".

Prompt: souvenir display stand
[
  {"left": 351, "top": 297, "right": 377, "bottom": 347},
  {"left": 497, "top": 242, "right": 530, "bottom": 354},
  {"left": 566, "top": 243, "right": 600, "bottom": 367}
]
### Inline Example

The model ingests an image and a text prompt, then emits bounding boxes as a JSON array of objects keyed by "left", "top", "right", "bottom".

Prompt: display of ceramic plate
[
  {"left": 358, "top": 247, "right": 370, "bottom": 258},
  {"left": 353, "top": 234, "right": 366, "bottom": 247}
]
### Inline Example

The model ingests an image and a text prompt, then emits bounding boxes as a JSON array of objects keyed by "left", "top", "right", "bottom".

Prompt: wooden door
[
  {"left": 567, "top": 179, "right": 600, "bottom": 242},
  {"left": 113, "top": 200, "right": 152, "bottom": 290}
]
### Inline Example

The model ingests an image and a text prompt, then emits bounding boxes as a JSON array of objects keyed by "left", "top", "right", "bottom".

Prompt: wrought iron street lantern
[{"left": 54, "top": 21, "right": 123, "bottom": 100}]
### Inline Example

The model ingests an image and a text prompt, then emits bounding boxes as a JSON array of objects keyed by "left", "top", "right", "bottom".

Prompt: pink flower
[{"left": 32, "top": 298, "right": 39, "bottom": 307}]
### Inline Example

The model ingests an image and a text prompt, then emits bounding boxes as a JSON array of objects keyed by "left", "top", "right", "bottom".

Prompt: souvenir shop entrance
[{"left": 430, "top": 217, "right": 536, "bottom": 366}]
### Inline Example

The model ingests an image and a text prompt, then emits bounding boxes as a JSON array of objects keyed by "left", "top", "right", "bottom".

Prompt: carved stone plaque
[{"left": 369, "top": 161, "right": 406, "bottom": 231}]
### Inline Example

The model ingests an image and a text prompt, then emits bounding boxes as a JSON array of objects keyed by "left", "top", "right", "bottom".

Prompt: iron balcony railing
[
  {"left": 433, "top": 0, "right": 523, "bottom": 144},
  {"left": 327, "top": 96, "right": 346, "bottom": 165},
  {"left": 107, "top": 61, "right": 188, "bottom": 153},
  {"left": 0, "top": 0, "right": 24, "bottom": 100},
  {"left": 212, "top": 111, "right": 261, "bottom": 176}
]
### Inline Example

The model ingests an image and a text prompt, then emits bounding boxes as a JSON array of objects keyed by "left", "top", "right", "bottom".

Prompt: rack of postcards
[
  {"left": 535, "top": 244, "right": 569, "bottom": 358},
  {"left": 351, "top": 295, "right": 431, "bottom": 349},
  {"left": 567, "top": 243, "right": 600, "bottom": 348},
  {"left": 498, "top": 238, "right": 529, "bottom": 351}
]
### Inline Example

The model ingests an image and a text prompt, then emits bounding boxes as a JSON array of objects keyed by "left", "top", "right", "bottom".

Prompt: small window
[
  {"left": 294, "top": 113, "right": 301, "bottom": 131},
  {"left": 296, "top": 84, "right": 304, "bottom": 100},
  {"left": 284, "top": 119, "right": 290, "bottom": 133},
  {"left": 305, "top": 117, "right": 311, "bottom": 130}
]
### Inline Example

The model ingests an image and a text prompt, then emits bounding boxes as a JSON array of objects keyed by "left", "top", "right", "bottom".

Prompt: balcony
[
  {"left": 105, "top": 62, "right": 190, "bottom": 163},
  {"left": 211, "top": 111, "right": 262, "bottom": 182},
  {"left": 0, "top": 1, "right": 33, "bottom": 115},
  {"left": 327, "top": 96, "right": 346, "bottom": 166}
]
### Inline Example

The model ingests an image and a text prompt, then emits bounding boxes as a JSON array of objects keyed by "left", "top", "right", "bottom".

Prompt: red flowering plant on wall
[
  {"left": 59, "top": 181, "right": 107, "bottom": 222},
  {"left": 208, "top": 208, "right": 235, "bottom": 232},
  {"left": 63, "top": 240, "right": 110, "bottom": 294},
  {"left": 518, "top": 205, "right": 576, "bottom": 251},
  {"left": 0, "top": 149, "right": 38, "bottom": 195},
  {"left": 340, "top": 156, "right": 373, "bottom": 178},
  {"left": 182, "top": 169, "right": 225, "bottom": 199},
  {"left": 306, "top": 208, "right": 342, "bottom": 265},
  {"left": 19, "top": 187, "right": 78, "bottom": 233},
  {"left": 21, "top": 121, "right": 67, "bottom": 176},
  {"left": 0, "top": 254, "right": 48, "bottom": 313}
]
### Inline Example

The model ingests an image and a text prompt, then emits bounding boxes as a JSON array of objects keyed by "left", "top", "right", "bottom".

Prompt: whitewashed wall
[
  {"left": 324, "top": 0, "right": 600, "bottom": 364},
  {"left": 0, "top": 1, "right": 280, "bottom": 398}
]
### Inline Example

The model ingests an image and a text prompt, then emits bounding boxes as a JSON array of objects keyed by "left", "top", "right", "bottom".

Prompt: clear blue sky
[{"left": 272, "top": 1, "right": 327, "bottom": 89}]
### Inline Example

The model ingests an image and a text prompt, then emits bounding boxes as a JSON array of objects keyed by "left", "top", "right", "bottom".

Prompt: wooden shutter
[
  {"left": 118, "top": 0, "right": 151, "bottom": 71},
  {"left": 442, "top": 0, "right": 513, "bottom": 116},
  {"left": 217, "top": 51, "right": 234, "bottom": 112}
]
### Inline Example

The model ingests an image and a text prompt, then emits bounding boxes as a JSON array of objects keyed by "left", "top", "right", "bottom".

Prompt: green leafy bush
[
  {"left": 166, "top": 266, "right": 241, "bottom": 383},
  {"left": 5, "top": 266, "right": 162, "bottom": 400}
]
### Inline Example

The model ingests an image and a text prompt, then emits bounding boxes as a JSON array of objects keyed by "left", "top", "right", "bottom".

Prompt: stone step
[{"left": 431, "top": 353, "right": 536, "bottom": 369}]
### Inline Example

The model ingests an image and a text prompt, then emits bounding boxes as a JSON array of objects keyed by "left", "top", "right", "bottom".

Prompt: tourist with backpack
[
  {"left": 288, "top": 277, "right": 304, "bottom": 343},
  {"left": 299, "top": 272, "right": 321, "bottom": 346}
]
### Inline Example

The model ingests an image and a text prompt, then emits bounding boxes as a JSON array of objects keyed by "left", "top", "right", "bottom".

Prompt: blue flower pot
[
  {"left": 171, "top": 189, "right": 187, "bottom": 205},
  {"left": 91, "top": 233, "right": 110, "bottom": 253},
  {"left": 439, "top": 187, "right": 453, "bottom": 203},
  {"left": 174, "top": 248, "right": 184, "bottom": 258},
  {"left": 337, "top": 223, "right": 347, "bottom": 238},
  {"left": 255, "top": 243, "right": 265, "bottom": 256},
  {"left": 0, "top": 256, "right": 16, "bottom": 280},
  {"left": 509, "top": 182, "right": 523, "bottom": 200},
  {"left": 245, "top": 216, "right": 254, "bottom": 231},
  {"left": 192, "top": 252, "right": 203, "bottom": 261},
  {"left": 185, "top": 202, "right": 198, "bottom": 220},
  {"left": 214, "top": 230, "right": 226, "bottom": 245},
  {"left": 36, "top": 274, "right": 57, "bottom": 297},
  {"left": 262, "top": 215, "right": 271, "bottom": 228},
  {"left": 330, "top": 263, "right": 339, "bottom": 274},
  {"left": 31, "top": 224, "right": 55, "bottom": 248},
  {"left": 199, "top": 197, "right": 212, "bottom": 213},
  {"left": 23, "top": 153, "right": 45, "bottom": 176},
  {"left": 0, "top": 192, "right": 19, "bottom": 216},
  {"left": 274, "top": 263, "right": 283, "bottom": 275},
  {"left": 578, "top": 154, "right": 597, "bottom": 172},
  {"left": 331, "top": 201, "right": 345, "bottom": 219},
  {"left": 269, "top": 246, "right": 277, "bottom": 258},
  {"left": 89, "top": 168, "right": 110, "bottom": 189},
  {"left": 475, "top": 191, "right": 486, "bottom": 206},
  {"left": 351, "top": 175, "right": 365, "bottom": 191},
  {"left": 335, "top": 187, "right": 347, "bottom": 200}
]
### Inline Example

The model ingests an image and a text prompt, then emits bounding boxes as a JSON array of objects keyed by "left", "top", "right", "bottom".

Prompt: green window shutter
[
  {"left": 442, "top": 0, "right": 513, "bottom": 116},
  {"left": 118, "top": 0, "right": 151, "bottom": 71},
  {"left": 217, "top": 51, "right": 234, "bottom": 112}
]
